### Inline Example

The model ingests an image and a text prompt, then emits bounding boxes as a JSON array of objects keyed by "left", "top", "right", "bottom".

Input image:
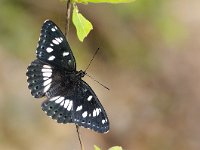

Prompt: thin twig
[
  {"left": 76, "top": 125, "right": 84, "bottom": 150},
  {"left": 64, "top": 1, "right": 84, "bottom": 150},
  {"left": 65, "top": 0, "right": 72, "bottom": 37}
]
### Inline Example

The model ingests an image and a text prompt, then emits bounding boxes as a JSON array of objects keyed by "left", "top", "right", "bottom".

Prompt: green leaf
[
  {"left": 71, "top": 0, "right": 88, "bottom": 4},
  {"left": 109, "top": 146, "right": 123, "bottom": 150},
  {"left": 94, "top": 145, "right": 101, "bottom": 150},
  {"left": 72, "top": 5, "right": 93, "bottom": 42},
  {"left": 74, "top": 0, "right": 135, "bottom": 4}
]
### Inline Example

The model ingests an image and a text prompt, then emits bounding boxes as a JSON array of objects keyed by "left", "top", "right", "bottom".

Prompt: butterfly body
[{"left": 26, "top": 20, "right": 109, "bottom": 133}]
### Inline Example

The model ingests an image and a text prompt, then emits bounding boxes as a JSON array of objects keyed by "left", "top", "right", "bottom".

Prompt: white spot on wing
[
  {"left": 46, "top": 47, "right": 53, "bottom": 53},
  {"left": 52, "top": 39, "right": 59, "bottom": 45},
  {"left": 43, "top": 65, "right": 51, "bottom": 69},
  {"left": 55, "top": 38, "right": 62, "bottom": 43},
  {"left": 50, "top": 96, "right": 60, "bottom": 101},
  {"left": 50, "top": 43, "right": 53, "bottom": 46},
  {"left": 60, "top": 100, "right": 65, "bottom": 106},
  {"left": 43, "top": 77, "right": 49, "bottom": 81},
  {"left": 102, "top": 119, "right": 105, "bottom": 124},
  {"left": 93, "top": 108, "right": 101, "bottom": 117},
  {"left": 42, "top": 72, "right": 52, "bottom": 77},
  {"left": 93, "top": 109, "right": 96, "bottom": 117},
  {"left": 60, "top": 37, "right": 63, "bottom": 41},
  {"left": 64, "top": 99, "right": 70, "bottom": 108},
  {"left": 48, "top": 56, "right": 55, "bottom": 61},
  {"left": 55, "top": 97, "right": 65, "bottom": 104},
  {"left": 51, "top": 27, "right": 56, "bottom": 32},
  {"left": 42, "top": 68, "right": 52, "bottom": 73},
  {"left": 63, "top": 52, "right": 69, "bottom": 56},
  {"left": 82, "top": 111, "right": 88, "bottom": 118},
  {"left": 43, "top": 78, "right": 52, "bottom": 86},
  {"left": 43, "top": 84, "right": 51, "bottom": 93},
  {"left": 87, "top": 95, "right": 93, "bottom": 101},
  {"left": 76, "top": 105, "right": 82, "bottom": 111},
  {"left": 96, "top": 108, "right": 100, "bottom": 116},
  {"left": 67, "top": 101, "right": 73, "bottom": 111}
]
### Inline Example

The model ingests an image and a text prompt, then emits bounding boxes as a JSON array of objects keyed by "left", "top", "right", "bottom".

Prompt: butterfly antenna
[
  {"left": 86, "top": 73, "right": 110, "bottom": 90},
  {"left": 84, "top": 48, "right": 100, "bottom": 72}
]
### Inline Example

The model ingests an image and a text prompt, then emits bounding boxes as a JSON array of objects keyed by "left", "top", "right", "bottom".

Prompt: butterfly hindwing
[
  {"left": 26, "top": 59, "right": 54, "bottom": 98},
  {"left": 36, "top": 20, "right": 76, "bottom": 71},
  {"left": 42, "top": 97, "right": 73, "bottom": 124},
  {"left": 26, "top": 59, "right": 64, "bottom": 98}
]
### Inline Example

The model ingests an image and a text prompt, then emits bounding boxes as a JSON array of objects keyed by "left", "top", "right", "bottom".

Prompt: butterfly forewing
[
  {"left": 41, "top": 80, "right": 109, "bottom": 133},
  {"left": 26, "top": 20, "right": 110, "bottom": 133},
  {"left": 73, "top": 81, "right": 109, "bottom": 133},
  {"left": 36, "top": 20, "right": 76, "bottom": 71}
]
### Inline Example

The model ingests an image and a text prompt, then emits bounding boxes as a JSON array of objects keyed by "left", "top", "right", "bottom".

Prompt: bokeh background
[{"left": 0, "top": 0, "right": 200, "bottom": 150}]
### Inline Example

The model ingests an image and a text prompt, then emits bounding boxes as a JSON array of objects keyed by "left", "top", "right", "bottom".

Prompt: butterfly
[{"left": 26, "top": 20, "right": 109, "bottom": 133}]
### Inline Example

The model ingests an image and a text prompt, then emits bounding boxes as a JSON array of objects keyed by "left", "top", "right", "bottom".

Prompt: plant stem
[
  {"left": 65, "top": 0, "right": 72, "bottom": 37},
  {"left": 76, "top": 125, "right": 84, "bottom": 150},
  {"left": 65, "top": 1, "right": 84, "bottom": 150}
]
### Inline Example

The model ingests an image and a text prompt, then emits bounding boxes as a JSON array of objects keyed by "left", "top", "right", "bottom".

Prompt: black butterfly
[{"left": 26, "top": 20, "right": 109, "bottom": 133}]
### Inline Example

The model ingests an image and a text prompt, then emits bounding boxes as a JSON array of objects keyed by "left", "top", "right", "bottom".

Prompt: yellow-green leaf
[
  {"left": 94, "top": 145, "right": 101, "bottom": 150},
  {"left": 71, "top": 0, "right": 88, "bottom": 4},
  {"left": 72, "top": 5, "right": 93, "bottom": 42},
  {"left": 109, "top": 146, "right": 123, "bottom": 150}
]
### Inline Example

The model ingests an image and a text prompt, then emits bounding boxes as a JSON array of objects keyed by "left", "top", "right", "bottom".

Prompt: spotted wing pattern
[
  {"left": 73, "top": 81, "right": 109, "bottom": 133},
  {"left": 27, "top": 60, "right": 53, "bottom": 98},
  {"left": 41, "top": 80, "right": 109, "bottom": 133},
  {"left": 36, "top": 20, "right": 76, "bottom": 71},
  {"left": 26, "top": 20, "right": 109, "bottom": 133}
]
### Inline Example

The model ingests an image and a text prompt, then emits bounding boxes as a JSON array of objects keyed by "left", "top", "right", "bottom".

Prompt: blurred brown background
[{"left": 0, "top": 0, "right": 200, "bottom": 150}]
